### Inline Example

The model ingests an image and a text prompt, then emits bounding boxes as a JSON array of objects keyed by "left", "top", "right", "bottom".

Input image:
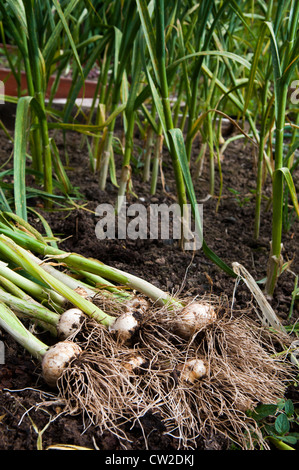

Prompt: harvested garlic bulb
[
  {"left": 57, "top": 308, "right": 85, "bottom": 340},
  {"left": 109, "top": 311, "right": 139, "bottom": 344}
]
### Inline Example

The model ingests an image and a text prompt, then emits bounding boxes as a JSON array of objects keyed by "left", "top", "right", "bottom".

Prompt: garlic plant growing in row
[{"left": 0, "top": 229, "right": 218, "bottom": 345}]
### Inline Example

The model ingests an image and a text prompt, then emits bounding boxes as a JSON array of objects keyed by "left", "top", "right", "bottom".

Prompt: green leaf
[
  {"left": 267, "top": 435, "right": 296, "bottom": 450},
  {"left": 278, "top": 435, "right": 298, "bottom": 445},
  {"left": 0, "top": 188, "right": 12, "bottom": 212},
  {"left": 283, "top": 138, "right": 299, "bottom": 167},
  {"left": 50, "top": 138, "right": 72, "bottom": 195},
  {"left": 176, "top": 19, "right": 191, "bottom": 107},
  {"left": 28, "top": 208, "right": 59, "bottom": 249},
  {"left": 63, "top": 38, "right": 106, "bottom": 122},
  {"left": 5, "top": 0, "right": 27, "bottom": 34},
  {"left": 126, "top": 33, "right": 143, "bottom": 114},
  {"left": 136, "top": 0, "right": 159, "bottom": 83},
  {"left": 169, "top": 50, "right": 255, "bottom": 78},
  {"left": 51, "top": 0, "right": 84, "bottom": 79},
  {"left": 48, "top": 103, "right": 127, "bottom": 134},
  {"left": 275, "top": 413, "right": 290, "bottom": 435},
  {"left": 2, "top": 212, "right": 45, "bottom": 244},
  {"left": 264, "top": 21, "right": 281, "bottom": 81},
  {"left": 145, "top": 66, "right": 169, "bottom": 148},
  {"left": 13, "top": 97, "right": 32, "bottom": 222},
  {"left": 113, "top": 26, "right": 122, "bottom": 81},
  {"left": 243, "top": 22, "right": 268, "bottom": 114},
  {"left": 42, "top": 0, "right": 79, "bottom": 64}
]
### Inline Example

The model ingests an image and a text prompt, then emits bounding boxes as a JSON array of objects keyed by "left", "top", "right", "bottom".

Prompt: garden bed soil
[{"left": 0, "top": 105, "right": 298, "bottom": 450}]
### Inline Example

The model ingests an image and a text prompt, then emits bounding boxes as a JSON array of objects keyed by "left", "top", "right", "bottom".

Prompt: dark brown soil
[{"left": 0, "top": 103, "right": 298, "bottom": 451}]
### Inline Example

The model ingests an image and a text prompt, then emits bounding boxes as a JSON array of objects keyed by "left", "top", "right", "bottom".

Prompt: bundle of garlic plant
[
  {"left": 0, "top": 212, "right": 296, "bottom": 449},
  {"left": 0, "top": 300, "right": 157, "bottom": 441}
]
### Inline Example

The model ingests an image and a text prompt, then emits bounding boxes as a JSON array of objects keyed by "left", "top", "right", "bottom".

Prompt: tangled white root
[
  {"left": 109, "top": 310, "right": 139, "bottom": 344},
  {"left": 39, "top": 297, "right": 294, "bottom": 450}
]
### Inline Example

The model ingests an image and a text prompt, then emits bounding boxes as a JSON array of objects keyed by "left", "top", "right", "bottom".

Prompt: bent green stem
[{"left": 0, "top": 302, "right": 48, "bottom": 361}]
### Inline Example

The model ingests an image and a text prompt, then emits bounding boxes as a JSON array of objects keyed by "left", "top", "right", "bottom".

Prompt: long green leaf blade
[
  {"left": 42, "top": 0, "right": 79, "bottom": 64},
  {"left": 5, "top": 0, "right": 27, "bottom": 34},
  {"left": 136, "top": 0, "right": 159, "bottom": 83},
  {"left": 145, "top": 66, "right": 169, "bottom": 148}
]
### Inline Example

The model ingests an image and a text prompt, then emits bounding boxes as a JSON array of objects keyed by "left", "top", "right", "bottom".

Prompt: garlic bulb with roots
[
  {"left": 172, "top": 302, "right": 217, "bottom": 339},
  {"left": 178, "top": 358, "right": 207, "bottom": 384},
  {"left": 42, "top": 341, "right": 82, "bottom": 387},
  {"left": 57, "top": 308, "right": 85, "bottom": 340},
  {"left": 109, "top": 310, "right": 139, "bottom": 344}
]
